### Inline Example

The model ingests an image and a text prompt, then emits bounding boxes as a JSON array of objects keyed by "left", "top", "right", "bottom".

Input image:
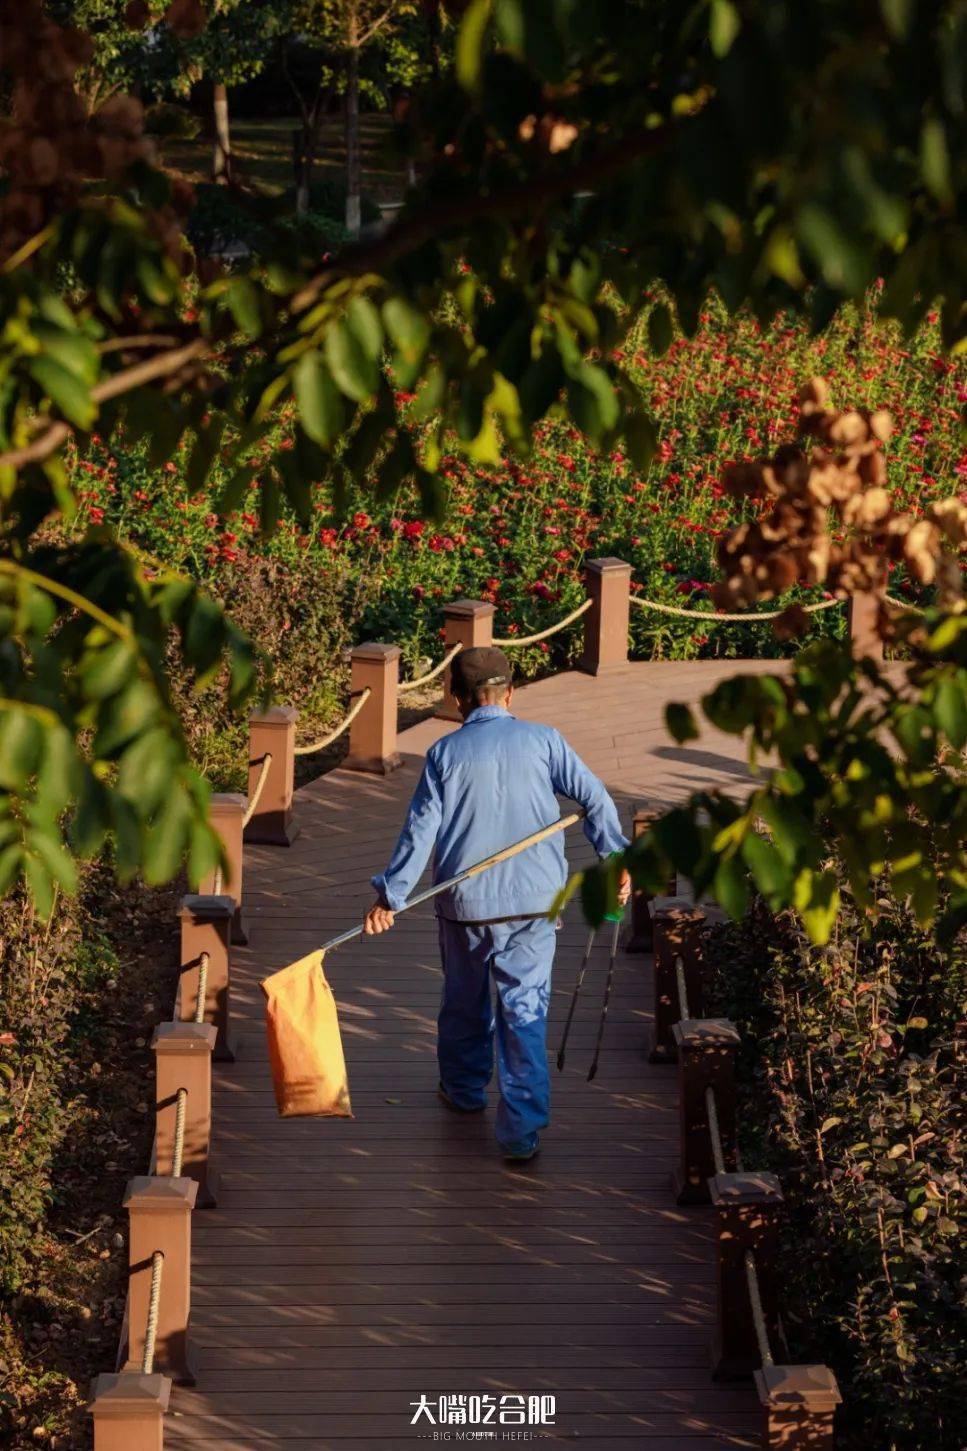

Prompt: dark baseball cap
[{"left": 450, "top": 646, "right": 513, "bottom": 696}]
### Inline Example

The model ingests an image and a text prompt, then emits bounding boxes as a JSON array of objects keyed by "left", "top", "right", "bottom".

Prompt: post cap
[
  {"left": 351, "top": 641, "right": 402, "bottom": 662},
  {"left": 123, "top": 1174, "right": 199, "bottom": 1211},
  {"left": 673, "top": 1017, "right": 742, "bottom": 1049},
  {"left": 89, "top": 1370, "right": 171, "bottom": 1416},
  {"left": 151, "top": 1021, "right": 218, "bottom": 1054},
  {"left": 709, "top": 1170, "right": 784, "bottom": 1207},
  {"left": 443, "top": 598, "right": 495, "bottom": 618},
  {"left": 208, "top": 791, "right": 247, "bottom": 813},
  {"left": 585, "top": 557, "right": 632, "bottom": 575},
  {"left": 180, "top": 893, "right": 235, "bottom": 924},
  {"left": 654, "top": 903, "right": 707, "bottom": 927},
  {"left": 754, "top": 1363, "right": 842, "bottom": 1410},
  {"left": 248, "top": 706, "right": 298, "bottom": 727}
]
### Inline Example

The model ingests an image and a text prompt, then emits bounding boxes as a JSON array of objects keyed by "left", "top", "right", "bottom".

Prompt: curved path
[{"left": 169, "top": 660, "right": 780, "bottom": 1450}]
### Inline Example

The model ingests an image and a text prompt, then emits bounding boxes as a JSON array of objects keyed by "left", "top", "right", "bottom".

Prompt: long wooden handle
[{"left": 318, "top": 810, "right": 584, "bottom": 954}]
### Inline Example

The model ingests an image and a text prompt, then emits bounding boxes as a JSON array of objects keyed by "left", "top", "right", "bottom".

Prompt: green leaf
[
  {"left": 346, "top": 295, "right": 383, "bottom": 361},
  {"left": 293, "top": 351, "right": 344, "bottom": 448},
  {"left": 22, "top": 851, "right": 55, "bottom": 919},
  {"left": 741, "top": 832, "right": 792, "bottom": 903},
  {"left": 142, "top": 789, "right": 191, "bottom": 885},
  {"left": 456, "top": 0, "right": 493, "bottom": 90},
  {"left": 186, "top": 415, "right": 226, "bottom": 494},
  {"left": 921, "top": 119, "right": 953, "bottom": 204},
  {"left": 94, "top": 679, "right": 160, "bottom": 757},
  {"left": 932, "top": 675, "right": 967, "bottom": 749},
  {"left": 0, "top": 712, "right": 43, "bottom": 789},
  {"left": 623, "top": 411, "right": 658, "bottom": 473},
  {"left": 383, "top": 297, "right": 430, "bottom": 387},
  {"left": 225, "top": 277, "right": 263, "bottom": 338},
  {"left": 566, "top": 363, "right": 619, "bottom": 442},
  {"left": 665, "top": 702, "right": 699, "bottom": 743},
  {"left": 794, "top": 868, "right": 841, "bottom": 945},
  {"left": 713, "top": 854, "right": 750, "bottom": 918},
  {"left": 710, "top": 0, "right": 741, "bottom": 57},
  {"left": 647, "top": 304, "right": 674, "bottom": 356},
  {"left": 27, "top": 356, "right": 95, "bottom": 430},
  {"left": 325, "top": 317, "right": 379, "bottom": 403},
  {"left": 880, "top": 0, "right": 913, "bottom": 38},
  {"left": 80, "top": 639, "right": 137, "bottom": 701}
]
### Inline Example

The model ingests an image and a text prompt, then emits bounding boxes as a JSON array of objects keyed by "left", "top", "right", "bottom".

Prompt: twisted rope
[
  {"left": 674, "top": 954, "right": 689, "bottom": 1020},
  {"left": 705, "top": 1085, "right": 726, "bottom": 1176},
  {"left": 885, "top": 594, "right": 926, "bottom": 613},
  {"left": 242, "top": 754, "right": 273, "bottom": 825},
  {"left": 493, "top": 597, "right": 592, "bottom": 647},
  {"left": 744, "top": 1251, "right": 775, "bottom": 1368},
  {"left": 194, "top": 952, "right": 209, "bottom": 1026},
  {"left": 141, "top": 1251, "right": 164, "bottom": 1375},
  {"left": 172, "top": 1088, "right": 187, "bottom": 1177},
  {"left": 293, "top": 689, "right": 372, "bottom": 756},
  {"left": 399, "top": 642, "right": 463, "bottom": 692},
  {"left": 630, "top": 595, "right": 842, "bottom": 623}
]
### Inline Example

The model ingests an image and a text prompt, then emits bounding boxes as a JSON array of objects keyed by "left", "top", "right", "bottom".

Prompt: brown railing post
[
  {"left": 437, "top": 600, "right": 495, "bottom": 721},
  {"left": 709, "top": 1171, "right": 784, "bottom": 1380},
  {"left": 755, "top": 1364, "right": 842, "bottom": 1449},
  {"left": 152, "top": 1021, "right": 218, "bottom": 1208},
  {"left": 579, "top": 557, "right": 631, "bottom": 675},
  {"left": 245, "top": 707, "right": 299, "bottom": 846},
  {"left": 626, "top": 807, "right": 677, "bottom": 953},
  {"left": 343, "top": 643, "right": 403, "bottom": 774},
  {"left": 203, "top": 790, "right": 247, "bottom": 943},
  {"left": 124, "top": 1175, "right": 198, "bottom": 1385},
  {"left": 846, "top": 590, "right": 884, "bottom": 661},
  {"left": 671, "top": 1018, "right": 740, "bottom": 1204},
  {"left": 650, "top": 904, "right": 706, "bottom": 1062},
  {"left": 179, "top": 893, "right": 236, "bottom": 1062},
  {"left": 89, "top": 1370, "right": 170, "bottom": 1451}
]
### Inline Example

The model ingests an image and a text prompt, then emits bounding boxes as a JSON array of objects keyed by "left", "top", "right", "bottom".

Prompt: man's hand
[
  {"left": 617, "top": 869, "right": 632, "bottom": 907},
  {"left": 364, "top": 899, "right": 396, "bottom": 935}
]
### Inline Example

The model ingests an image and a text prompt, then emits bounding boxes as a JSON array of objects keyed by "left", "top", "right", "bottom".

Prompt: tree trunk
[
  {"left": 212, "top": 82, "right": 232, "bottom": 184},
  {"left": 345, "top": 45, "right": 361, "bottom": 237}
]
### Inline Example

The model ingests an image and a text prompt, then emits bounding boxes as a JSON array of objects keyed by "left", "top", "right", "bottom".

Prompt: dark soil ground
[{"left": 1, "top": 873, "right": 182, "bottom": 1450}]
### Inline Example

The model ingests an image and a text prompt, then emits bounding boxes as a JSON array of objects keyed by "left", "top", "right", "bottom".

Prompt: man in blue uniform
[{"left": 364, "top": 646, "right": 629, "bottom": 1162}]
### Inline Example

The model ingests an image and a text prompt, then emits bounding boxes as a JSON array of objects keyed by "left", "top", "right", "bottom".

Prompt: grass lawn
[{"left": 160, "top": 113, "right": 404, "bottom": 204}]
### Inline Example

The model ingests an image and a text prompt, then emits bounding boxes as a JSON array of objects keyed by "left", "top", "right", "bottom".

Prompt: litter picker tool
[
  {"left": 556, "top": 926, "right": 596, "bottom": 1072},
  {"left": 588, "top": 911, "right": 624, "bottom": 1082},
  {"left": 311, "top": 809, "right": 584, "bottom": 956}
]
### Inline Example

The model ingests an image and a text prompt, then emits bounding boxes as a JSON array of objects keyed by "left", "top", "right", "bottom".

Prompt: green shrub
[
  {"left": 280, "top": 177, "right": 381, "bottom": 226},
  {"left": 144, "top": 102, "right": 202, "bottom": 140},
  {"left": 704, "top": 900, "right": 965, "bottom": 1450}
]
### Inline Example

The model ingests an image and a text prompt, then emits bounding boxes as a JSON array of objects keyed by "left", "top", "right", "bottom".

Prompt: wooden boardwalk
[{"left": 169, "top": 661, "right": 778, "bottom": 1450}]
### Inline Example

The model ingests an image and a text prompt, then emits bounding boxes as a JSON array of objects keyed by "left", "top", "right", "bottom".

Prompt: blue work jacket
[{"left": 372, "top": 705, "right": 628, "bottom": 922}]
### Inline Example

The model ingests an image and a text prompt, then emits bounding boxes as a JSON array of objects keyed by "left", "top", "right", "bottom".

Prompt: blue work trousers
[{"left": 436, "top": 915, "right": 557, "bottom": 1151}]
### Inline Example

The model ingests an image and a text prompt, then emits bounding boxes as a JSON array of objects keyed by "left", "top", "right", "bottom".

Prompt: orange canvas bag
[{"left": 261, "top": 950, "right": 353, "bottom": 1118}]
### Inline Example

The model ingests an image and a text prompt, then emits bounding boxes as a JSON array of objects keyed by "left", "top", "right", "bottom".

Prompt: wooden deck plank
[{"left": 175, "top": 664, "right": 763, "bottom": 1447}]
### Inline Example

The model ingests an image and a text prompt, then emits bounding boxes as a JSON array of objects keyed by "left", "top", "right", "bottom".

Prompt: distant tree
[{"left": 282, "top": 0, "right": 417, "bottom": 230}]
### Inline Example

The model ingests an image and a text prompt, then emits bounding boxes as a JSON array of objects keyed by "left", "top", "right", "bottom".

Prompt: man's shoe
[
  {"left": 501, "top": 1136, "right": 540, "bottom": 1163},
  {"left": 438, "top": 1082, "right": 486, "bottom": 1113}
]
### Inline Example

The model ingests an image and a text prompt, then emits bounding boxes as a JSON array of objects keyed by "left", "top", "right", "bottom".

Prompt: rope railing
[
  {"left": 744, "top": 1250, "right": 775, "bottom": 1369},
  {"left": 398, "top": 642, "right": 463, "bottom": 692},
  {"left": 141, "top": 1250, "right": 164, "bottom": 1375},
  {"left": 630, "top": 594, "right": 842, "bottom": 623},
  {"left": 194, "top": 951, "right": 209, "bottom": 1026},
  {"left": 493, "top": 596, "right": 593, "bottom": 647},
  {"left": 242, "top": 753, "right": 273, "bottom": 824},
  {"left": 172, "top": 1088, "right": 187, "bottom": 1177},
  {"left": 293, "top": 688, "right": 372, "bottom": 756}
]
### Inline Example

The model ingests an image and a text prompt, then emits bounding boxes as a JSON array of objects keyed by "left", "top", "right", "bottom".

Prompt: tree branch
[{"left": 0, "top": 121, "right": 674, "bottom": 474}]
